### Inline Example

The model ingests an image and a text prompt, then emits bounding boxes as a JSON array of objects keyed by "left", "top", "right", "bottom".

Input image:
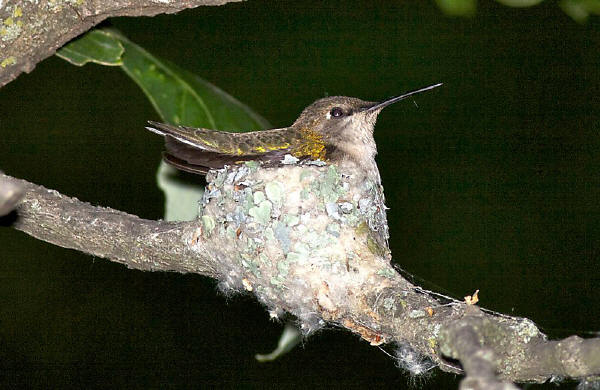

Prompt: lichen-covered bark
[
  {"left": 1, "top": 173, "right": 222, "bottom": 276},
  {"left": 0, "top": 0, "right": 241, "bottom": 87}
]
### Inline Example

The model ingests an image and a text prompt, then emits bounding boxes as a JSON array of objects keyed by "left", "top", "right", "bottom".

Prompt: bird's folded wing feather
[
  {"left": 146, "top": 121, "right": 299, "bottom": 174},
  {"left": 146, "top": 121, "right": 295, "bottom": 156}
]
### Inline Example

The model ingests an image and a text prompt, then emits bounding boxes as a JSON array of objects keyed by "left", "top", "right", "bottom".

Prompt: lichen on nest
[{"left": 192, "top": 161, "right": 396, "bottom": 334}]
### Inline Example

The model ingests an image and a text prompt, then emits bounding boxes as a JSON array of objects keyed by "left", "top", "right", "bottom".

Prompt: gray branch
[
  {"left": 1, "top": 169, "right": 598, "bottom": 388},
  {"left": 0, "top": 0, "right": 241, "bottom": 87},
  {"left": 0, "top": 173, "right": 221, "bottom": 277}
]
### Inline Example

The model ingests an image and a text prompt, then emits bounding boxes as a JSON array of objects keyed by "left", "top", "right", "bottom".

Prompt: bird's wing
[
  {"left": 146, "top": 121, "right": 238, "bottom": 154},
  {"left": 146, "top": 121, "right": 295, "bottom": 155},
  {"left": 146, "top": 122, "right": 296, "bottom": 175}
]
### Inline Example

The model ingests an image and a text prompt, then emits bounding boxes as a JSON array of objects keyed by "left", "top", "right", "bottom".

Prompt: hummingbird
[{"left": 146, "top": 83, "right": 442, "bottom": 181}]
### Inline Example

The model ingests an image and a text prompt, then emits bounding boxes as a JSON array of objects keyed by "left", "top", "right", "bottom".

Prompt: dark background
[{"left": 1, "top": 1, "right": 598, "bottom": 388}]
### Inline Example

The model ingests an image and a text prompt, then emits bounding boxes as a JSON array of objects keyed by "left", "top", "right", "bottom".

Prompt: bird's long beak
[{"left": 365, "top": 82, "right": 443, "bottom": 112}]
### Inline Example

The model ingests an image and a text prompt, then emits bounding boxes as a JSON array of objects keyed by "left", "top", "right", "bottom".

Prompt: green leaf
[
  {"left": 255, "top": 323, "right": 302, "bottom": 362},
  {"left": 494, "top": 0, "right": 544, "bottom": 7},
  {"left": 116, "top": 35, "right": 270, "bottom": 131},
  {"left": 57, "top": 28, "right": 270, "bottom": 131},
  {"left": 155, "top": 163, "right": 203, "bottom": 222},
  {"left": 57, "top": 30, "right": 124, "bottom": 66},
  {"left": 435, "top": 0, "right": 477, "bottom": 16},
  {"left": 560, "top": 0, "right": 600, "bottom": 23},
  {"left": 57, "top": 28, "right": 272, "bottom": 221}
]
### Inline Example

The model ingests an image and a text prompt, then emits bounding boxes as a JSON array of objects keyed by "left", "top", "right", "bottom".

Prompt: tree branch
[
  {"left": 0, "top": 0, "right": 241, "bottom": 87},
  {"left": 1, "top": 172, "right": 221, "bottom": 277},
  {"left": 1, "top": 168, "right": 598, "bottom": 387}
]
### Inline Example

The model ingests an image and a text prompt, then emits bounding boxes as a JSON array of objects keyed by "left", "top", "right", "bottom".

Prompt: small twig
[{"left": 440, "top": 314, "right": 519, "bottom": 390}]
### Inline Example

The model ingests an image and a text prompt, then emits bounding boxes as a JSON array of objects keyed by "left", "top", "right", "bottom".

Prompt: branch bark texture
[
  {"left": 0, "top": 0, "right": 241, "bottom": 87},
  {"left": 1, "top": 173, "right": 221, "bottom": 277},
  {"left": 1, "top": 169, "right": 599, "bottom": 388}
]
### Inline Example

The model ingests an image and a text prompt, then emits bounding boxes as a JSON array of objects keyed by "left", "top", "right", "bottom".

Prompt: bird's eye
[{"left": 330, "top": 107, "right": 344, "bottom": 118}]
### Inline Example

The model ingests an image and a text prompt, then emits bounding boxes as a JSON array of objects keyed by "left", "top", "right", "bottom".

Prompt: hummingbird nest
[{"left": 186, "top": 160, "right": 399, "bottom": 338}]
